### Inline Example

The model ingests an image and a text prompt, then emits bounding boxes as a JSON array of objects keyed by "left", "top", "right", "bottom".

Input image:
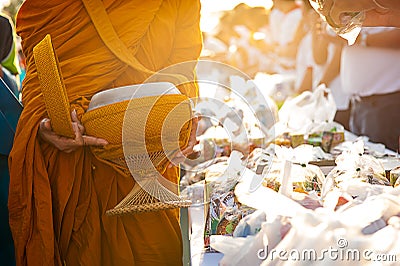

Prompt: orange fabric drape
[{"left": 8, "top": 0, "right": 202, "bottom": 265}]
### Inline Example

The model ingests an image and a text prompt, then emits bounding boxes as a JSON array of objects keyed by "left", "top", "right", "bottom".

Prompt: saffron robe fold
[{"left": 8, "top": 0, "right": 202, "bottom": 265}]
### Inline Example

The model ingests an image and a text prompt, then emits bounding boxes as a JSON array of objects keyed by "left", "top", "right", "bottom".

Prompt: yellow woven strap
[{"left": 33, "top": 34, "right": 75, "bottom": 138}]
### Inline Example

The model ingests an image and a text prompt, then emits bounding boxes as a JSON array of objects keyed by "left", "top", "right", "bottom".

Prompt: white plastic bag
[{"left": 277, "top": 84, "right": 337, "bottom": 135}]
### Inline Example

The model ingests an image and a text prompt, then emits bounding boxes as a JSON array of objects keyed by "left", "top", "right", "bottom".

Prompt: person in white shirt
[
  {"left": 264, "top": 0, "right": 305, "bottom": 74},
  {"left": 295, "top": 3, "right": 350, "bottom": 129},
  {"left": 341, "top": 27, "right": 400, "bottom": 150}
]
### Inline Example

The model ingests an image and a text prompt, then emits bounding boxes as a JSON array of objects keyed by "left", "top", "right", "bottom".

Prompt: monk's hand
[
  {"left": 168, "top": 115, "right": 200, "bottom": 168},
  {"left": 38, "top": 110, "right": 108, "bottom": 153}
]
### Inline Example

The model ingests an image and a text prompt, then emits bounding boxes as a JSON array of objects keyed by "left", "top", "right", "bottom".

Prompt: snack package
[
  {"left": 203, "top": 151, "right": 255, "bottom": 250},
  {"left": 321, "top": 140, "right": 391, "bottom": 208},
  {"left": 211, "top": 215, "right": 292, "bottom": 266},
  {"left": 390, "top": 166, "right": 400, "bottom": 187},
  {"left": 308, "top": 129, "right": 345, "bottom": 153},
  {"left": 204, "top": 188, "right": 255, "bottom": 250},
  {"left": 260, "top": 158, "right": 325, "bottom": 195},
  {"left": 273, "top": 133, "right": 305, "bottom": 148}
]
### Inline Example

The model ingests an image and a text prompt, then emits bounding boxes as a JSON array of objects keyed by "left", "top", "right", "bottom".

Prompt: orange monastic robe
[{"left": 8, "top": 0, "right": 202, "bottom": 265}]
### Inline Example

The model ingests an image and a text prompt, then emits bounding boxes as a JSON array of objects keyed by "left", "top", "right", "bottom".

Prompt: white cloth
[
  {"left": 341, "top": 45, "right": 400, "bottom": 96},
  {"left": 296, "top": 33, "right": 350, "bottom": 110},
  {"left": 263, "top": 8, "right": 302, "bottom": 74},
  {"left": 329, "top": 76, "right": 349, "bottom": 110},
  {"left": 295, "top": 33, "right": 313, "bottom": 90},
  {"left": 267, "top": 8, "right": 302, "bottom": 46}
]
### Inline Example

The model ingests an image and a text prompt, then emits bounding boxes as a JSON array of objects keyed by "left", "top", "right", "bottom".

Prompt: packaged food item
[
  {"left": 321, "top": 131, "right": 334, "bottom": 152},
  {"left": 321, "top": 131, "right": 345, "bottom": 153},
  {"left": 308, "top": 130, "right": 345, "bottom": 153},
  {"left": 261, "top": 161, "right": 325, "bottom": 194},
  {"left": 307, "top": 135, "right": 322, "bottom": 147},
  {"left": 207, "top": 191, "right": 237, "bottom": 236},
  {"left": 321, "top": 141, "right": 392, "bottom": 206},
  {"left": 203, "top": 151, "right": 256, "bottom": 250},
  {"left": 272, "top": 133, "right": 305, "bottom": 148},
  {"left": 391, "top": 166, "right": 400, "bottom": 187},
  {"left": 216, "top": 207, "right": 242, "bottom": 235},
  {"left": 204, "top": 189, "right": 255, "bottom": 250},
  {"left": 331, "top": 131, "right": 345, "bottom": 147},
  {"left": 273, "top": 134, "right": 291, "bottom": 147},
  {"left": 290, "top": 134, "right": 304, "bottom": 148}
]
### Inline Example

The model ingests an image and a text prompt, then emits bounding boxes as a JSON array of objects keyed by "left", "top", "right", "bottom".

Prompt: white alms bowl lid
[{"left": 87, "top": 82, "right": 181, "bottom": 111}]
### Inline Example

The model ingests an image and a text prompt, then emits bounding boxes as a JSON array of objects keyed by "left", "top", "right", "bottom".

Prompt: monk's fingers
[
  {"left": 193, "top": 112, "right": 202, "bottom": 121},
  {"left": 182, "top": 116, "right": 199, "bottom": 155},
  {"left": 169, "top": 117, "right": 197, "bottom": 163},
  {"left": 56, "top": 142, "right": 74, "bottom": 153},
  {"left": 47, "top": 135, "right": 80, "bottom": 152},
  {"left": 38, "top": 118, "right": 91, "bottom": 152},
  {"left": 53, "top": 123, "right": 107, "bottom": 150},
  {"left": 38, "top": 118, "right": 59, "bottom": 143},
  {"left": 53, "top": 123, "right": 83, "bottom": 151},
  {"left": 192, "top": 115, "right": 199, "bottom": 127},
  {"left": 49, "top": 122, "right": 85, "bottom": 152},
  {"left": 43, "top": 118, "right": 53, "bottom": 131},
  {"left": 72, "top": 122, "right": 84, "bottom": 145},
  {"left": 53, "top": 135, "right": 93, "bottom": 152},
  {"left": 164, "top": 147, "right": 186, "bottom": 168},
  {"left": 168, "top": 139, "right": 199, "bottom": 168},
  {"left": 180, "top": 139, "right": 196, "bottom": 157},
  {"left": 167, "top": 143, "right": 200, "bottom": 169},
  {"left": 78, "top": 124, "right": 85, "bottom": 135},
  {"left": 39, "top": 118, "right": 53, "bottom": 132},
  {"left": 71, "top": 109, "right": 85, "bottom": 134},
  {"left": 71, "top": 122, "right": 108, "bottom": 147},
  {"left": 164, "top": 116, "right": 201, "bottom": 168},
  {"left": 82, "top": 135, "right": 108, "bottom": 147},
  {"left": 71, "top": 109, "right": 79, "bottom": 122},
  {"left": 168, "top": 153, "right": 186, "bottom": 168},
  {"left": 73, "top": 117, "right": 85, "bottom": 135}
]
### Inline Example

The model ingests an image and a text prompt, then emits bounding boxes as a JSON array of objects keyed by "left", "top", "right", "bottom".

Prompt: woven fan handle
[{"left": 33, "top": 34, "right": 75, "bottom": 138}]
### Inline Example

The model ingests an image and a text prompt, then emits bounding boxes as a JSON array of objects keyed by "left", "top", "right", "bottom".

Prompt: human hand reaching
[
  {"left": 363, "top": 8, "right": 400, "bottom": 27},
  {"left": 168, "top": 115, "right": 200, "bottom": 168},
  {"left": 320, "top": 0, "right": 393, "bottom": 27}
]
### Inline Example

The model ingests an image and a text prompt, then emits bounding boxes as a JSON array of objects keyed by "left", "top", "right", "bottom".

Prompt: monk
[{"left": 8, "top": 0, "right": 202, "bottom": 265}]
